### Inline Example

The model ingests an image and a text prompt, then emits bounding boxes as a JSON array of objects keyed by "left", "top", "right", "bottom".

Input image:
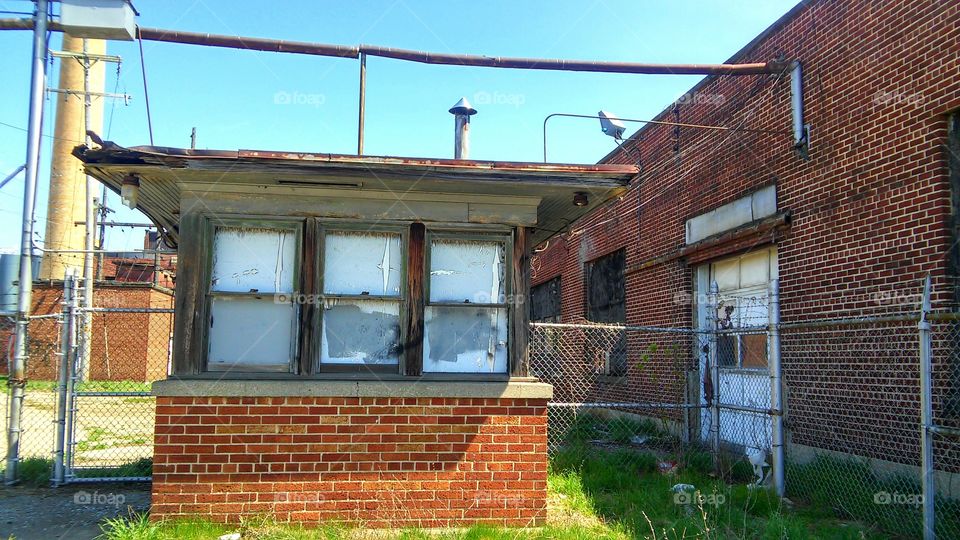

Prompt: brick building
[{"left": 530, "top": 0, "right": 960, "bottom": 477}]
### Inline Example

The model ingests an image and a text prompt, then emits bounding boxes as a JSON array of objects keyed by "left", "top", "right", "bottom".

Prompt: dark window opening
[
  {"left": 586, "top": 249, "right": 627, "bottom": 376},
  {"left": 530, "top": 277, "right": 561, "bottom": 323}
]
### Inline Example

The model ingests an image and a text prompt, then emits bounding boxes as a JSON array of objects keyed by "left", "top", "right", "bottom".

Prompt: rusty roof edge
[{"left": 74, "top": 139, "right": 637, "bottom": 180}]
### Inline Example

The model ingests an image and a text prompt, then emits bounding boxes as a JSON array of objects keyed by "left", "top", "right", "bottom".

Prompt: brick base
[{"left": 152, "top": 395, "right": 548, "bottom": 528}]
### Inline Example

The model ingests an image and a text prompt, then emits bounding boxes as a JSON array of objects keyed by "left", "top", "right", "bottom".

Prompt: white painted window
[
  {"left": 710, "top": 247, "right": 778, "bottom": 370},
  {"left": 208, "top": 226, "right": 298, "bottom": 372},
  {"left": 319, "top": 231, "right": 402, "bottom": 366},
  {"left": 423, "top": 237, "right": 508, "bottom": 373}
]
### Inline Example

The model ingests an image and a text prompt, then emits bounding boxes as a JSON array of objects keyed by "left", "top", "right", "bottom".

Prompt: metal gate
[{"left": 53, "top": 272, "right": 172, "bottom": 484}]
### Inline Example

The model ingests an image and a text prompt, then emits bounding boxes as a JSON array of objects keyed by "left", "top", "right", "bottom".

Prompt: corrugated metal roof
[{"left": 74, "top": 140, "right": 637, "bottom": 247}]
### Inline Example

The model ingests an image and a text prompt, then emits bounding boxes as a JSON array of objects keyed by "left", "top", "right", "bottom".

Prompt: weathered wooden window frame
[
  {"left": 203, "top": 217, "right": 304, "bottom": 374},
  {"left": 422, "top": 228, "right": 513, "bottom": 375},
  {"left": 311, "top": 222, "right": 409, "bottom": 375},
  {"left": 175, "top": 216, "right": 531, "bottom": 379}
]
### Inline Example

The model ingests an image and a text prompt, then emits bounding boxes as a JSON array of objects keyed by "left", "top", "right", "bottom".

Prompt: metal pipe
[
  {"left": 548, "top": 402, "right": 704, "bottom": 409},
  {"left": 918, "top": 275, "right": 934, "bottom": 540},
  {"left": 6, "top": 0, "right": 48, "bottom": 486},
  {"left": 454, "top": 114, "right": 469, "bottom": 159},
  {"left": 80, "top": 39, "right": 95, "bottom": 383},
  {"left": 790, "top": 61, "right": 808, "bottom": 158},
  {"left": 52, "top": 270, "right": 77, "bottom": 486},
  {"left": 708, "top": 281, "right": 721, "bottom": 473},
  {"left": 769, "top": 278, "right": 785, "bottom": 497},
  {"left": 0, "top": 18, "right": 791, "bottom": 77},
  {"left": 357, "top": 52, "right": 366, "bottom": 155},
  {"left": 360, "top": 44, "right": 789, "bottom": 75},
  {"left": 0, "top": 164, "right": 26, "bottom": 190},
  {"left": 530, "top": 322, "right": 700, "bottom": 334}
]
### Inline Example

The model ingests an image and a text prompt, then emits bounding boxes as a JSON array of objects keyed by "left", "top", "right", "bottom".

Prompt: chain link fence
[{"left": 531, "top": 322, "right": 701, "bottom": 460}]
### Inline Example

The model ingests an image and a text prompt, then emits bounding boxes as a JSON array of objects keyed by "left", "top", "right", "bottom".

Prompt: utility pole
[{"left": 6, "top": 0, "right": 48, "bottom": 485}]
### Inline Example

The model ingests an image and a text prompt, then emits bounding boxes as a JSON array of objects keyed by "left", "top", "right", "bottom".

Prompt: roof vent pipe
[{"left": 449, "top": 97, "right": 477, "bottom": 159}]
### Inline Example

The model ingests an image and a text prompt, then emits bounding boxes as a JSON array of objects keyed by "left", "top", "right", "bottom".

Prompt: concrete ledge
[{"left": 152, "top": 379, "right": 553, "bottom": 399}]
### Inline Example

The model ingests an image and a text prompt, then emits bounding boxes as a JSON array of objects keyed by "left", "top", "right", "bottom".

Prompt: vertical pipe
[
  {"left": 708, "top": 281, "right": 721, "bottom": 472},
  {"left": 80, "top": 39, "right": 95, "bottom": 382},
  {"left": 357, "top": 52, "right": 366, "bottom": 155},
  {"left": 454, "top": 114, "right": 470, "bottom": 159},
  {"left": 918, "top": 275, "right": 935, "bottom": 540},
  {"left": 769, "top": 278, "right": 785, "bottom": 497},
  {"left": 63, "top": 271, "right": 80, "bottom": 481},
  {"left": 52, "top": 269, "right": 76, "bottom": 486},
  {"left": 790, "top": 61, "right": 808, "bottom": 159},
  {"left": 6, "top": 0, "right": 48, "bottom": 485}
]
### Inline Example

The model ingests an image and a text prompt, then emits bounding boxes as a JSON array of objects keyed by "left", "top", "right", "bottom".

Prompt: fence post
[
  {"left": 918, "top": 275, "right": 935, "bottom": 540},
  {"left": 52, "top": 270, "right": 77, "bottom": 486},
  {"left": 769, "top": 278, "right": 785, "bottom": 497},
  {"left": 708, "top": 281, "right": 721, "bottom": 472}
]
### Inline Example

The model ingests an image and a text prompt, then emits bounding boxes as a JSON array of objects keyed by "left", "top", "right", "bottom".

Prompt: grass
[
  {"left": 96, "top": 446, "right": 881, "bottom": 540},
  {"left": 0, "top": 457, "right": 153, "bottom": 486},
  {"left": 0, "top": 375, "right": 153, "bottom": 393}
]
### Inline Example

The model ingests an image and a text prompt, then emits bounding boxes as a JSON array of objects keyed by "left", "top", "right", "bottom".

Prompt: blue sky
[{"left": 0, "top": 0, "right": 798, "bottom": 251}]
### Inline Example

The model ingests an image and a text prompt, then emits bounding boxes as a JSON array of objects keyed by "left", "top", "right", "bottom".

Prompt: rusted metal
[
  {"left": 359, "top": 44, "right": 790, "bottom": 75},
  {"left": 0, "top": 18, "right": 789, "bottom": 76}
]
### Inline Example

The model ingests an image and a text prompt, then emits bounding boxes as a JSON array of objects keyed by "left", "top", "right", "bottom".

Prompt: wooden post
[
  {"left": 405, "top": 223, "right": 426, "bottom": 376},
  {"left": 171, "top": 213, "right": 206, "bottom": 375},
  {"left": 510, "top": 226, "right": 531, "bottom": 377},
  {"left": 298, "top": 218, "right": 319, "bottom": 374}
]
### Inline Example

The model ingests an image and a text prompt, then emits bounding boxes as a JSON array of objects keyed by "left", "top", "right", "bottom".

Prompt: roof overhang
[{"left": 74, "top": 141, "right": 637, "bottom": 248}]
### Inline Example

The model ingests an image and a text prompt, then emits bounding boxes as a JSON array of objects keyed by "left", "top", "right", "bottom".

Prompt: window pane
[
  {"left": 717, "top": 335, "right": 737, "bottom": 368},
  {"left": 429, "top": 239, "right": 505, "bottom": 303},
  {"left": 741, "top": 334, "right": 768, "bottom": 369},
  {"left": 423, "top": 306, "right": 507, "bottom": 373},
  {"left": 320, "top": 299, "right": 400, "bottom": 364},
  {"left": 208, "top": 297, "right": 294, "bottom": 371},
  {"left": 212, "top": 227, "right": 295, "bottom": 293},
  {"left": 587, "top": 249, "right": 625, "bottom": 323},
  {"left": 530, "top": 277, "right": 561, "bottom": 322},
  {"left": 323, "top": 231, "right": 402, "bottom": 296}
]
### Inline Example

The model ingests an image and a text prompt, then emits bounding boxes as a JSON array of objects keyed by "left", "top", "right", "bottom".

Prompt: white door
[{"left": 697, "top": 247, "right": 777, "bottom": 453}]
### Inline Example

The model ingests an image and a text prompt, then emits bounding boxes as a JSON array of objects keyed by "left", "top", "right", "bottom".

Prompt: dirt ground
[
  {"left": 0, "top": 390, "right": 154, "bottom": 468},
  {"left": 0, "top": 483, "right": 152, "bottom": 540}
]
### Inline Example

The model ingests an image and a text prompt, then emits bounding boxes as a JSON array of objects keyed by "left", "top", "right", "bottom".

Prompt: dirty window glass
[
  {"left": 208, "top": 297, "right": 294, "bottom": 371},
  {"left": 430, "top": 239, "right": 505, "bottom": 304},
  {"left": 212, "top": 227, "right": 295, "bottom": 293},
  {"left": 423, "top": 306, "right": 508, "bottom": 373},
  {"left": 323, "top": 231, "right": 402, "bottom": 296},
  {"left": 321, "top": 299, "right": 401, "bottom": 364}
]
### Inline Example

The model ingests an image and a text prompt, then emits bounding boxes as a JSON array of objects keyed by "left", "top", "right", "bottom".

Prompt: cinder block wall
[
  {"left": 531, "top": 0, "right": 960, "bottom": 466},
  {"left": 152, "top": 396, "right": 548, "bottom": 528}
]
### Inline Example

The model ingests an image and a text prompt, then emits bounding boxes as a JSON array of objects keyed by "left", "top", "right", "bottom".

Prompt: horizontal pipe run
[
  {"left": 77, "top": 307, "right": 174, "bottom": 314},
  {"left": 531, "top": 322, "right": 700, "bottom": 334},
  {"left": 549, "top": 402, "right": 704, "bottom": 409},
  {"left": 0, "top": 18, "right": 791, "bottom": 76},
  {"left": 929, "top": 424, "right": 960, "bottom": 438}
]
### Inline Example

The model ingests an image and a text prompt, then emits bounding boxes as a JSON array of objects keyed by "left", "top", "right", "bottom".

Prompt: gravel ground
[{"left": 0, "top": 483, "right": 151, "bottom": 540}]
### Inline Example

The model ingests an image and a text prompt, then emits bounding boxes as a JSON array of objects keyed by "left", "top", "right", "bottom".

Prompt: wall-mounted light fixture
[
  {"left": 121, "top": 173, "right": 140, "bottom": 209},
  {"left": 573, "top": 192, "right": 589, "bottom": 207}
]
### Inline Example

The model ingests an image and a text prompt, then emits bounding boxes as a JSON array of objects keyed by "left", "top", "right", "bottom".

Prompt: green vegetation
[
  {"left": 0, "top": 457, "right": 153, "bottom": 486},
  {"left": 98, "top": 447, "right": 879, "bottom": 540},
  {"left": 787, "top": 455, "right": 960, "bottom": 538}
]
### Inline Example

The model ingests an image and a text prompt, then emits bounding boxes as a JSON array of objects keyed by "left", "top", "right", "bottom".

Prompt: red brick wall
[
  {"left": 152, "top": 396, "right": 548, "bottom": 528},
  {"left": 531, "top": 0, "right": 960, "bottom": 464},
  {"left": 0, "top": 283, "right": 173, "bottom": 382}
]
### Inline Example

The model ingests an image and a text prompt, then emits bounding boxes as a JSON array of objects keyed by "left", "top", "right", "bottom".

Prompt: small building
[{"left": 75, "top": 141, "right": 636, "bottom": 526}]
